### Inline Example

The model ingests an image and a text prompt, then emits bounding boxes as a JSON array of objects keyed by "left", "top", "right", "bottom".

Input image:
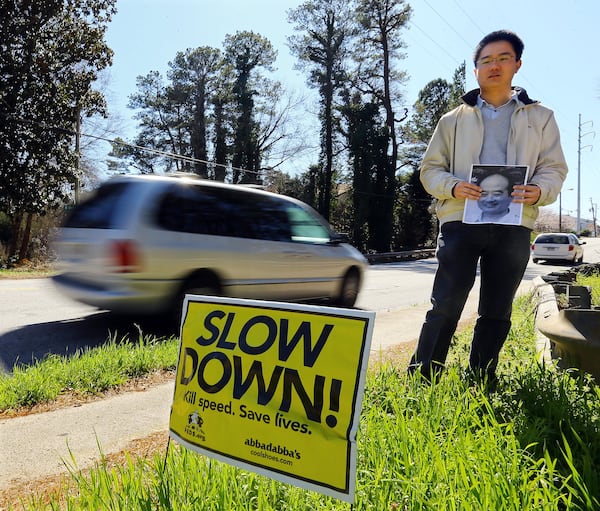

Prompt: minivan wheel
[
  {"left": 184, "top": 281, "right": 220, "bottom": 298},
  {"left": 172, "top": 275, "right": 220, "bottom": 324},
  {"left": 336, "top": 269, "right": 360, "bottom": 308}
]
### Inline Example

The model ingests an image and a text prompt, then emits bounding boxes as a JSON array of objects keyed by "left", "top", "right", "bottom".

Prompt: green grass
[
  {"left": 576, "top": 272, "right": 600, "bottom": 305},
  {"left": 4, "top": 276, "right": 600, "bottom": 509},
  {"left": 0, "top": 265, "right": 54, "bottom": 279},
  {"left": 13, "top": 357, "right": 600, "bottom": 510},
  {"left": 0, "top": 330, "right": 179, "bottom": 411}
]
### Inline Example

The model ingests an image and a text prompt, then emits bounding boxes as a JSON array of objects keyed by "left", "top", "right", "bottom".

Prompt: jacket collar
[{"left": 462, "top": 86, "right": 537, "bottom": 107}]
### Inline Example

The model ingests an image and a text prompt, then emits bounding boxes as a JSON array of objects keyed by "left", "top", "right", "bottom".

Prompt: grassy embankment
[{"left": 2, "top": 271, "right": 600, "bottom": 509}]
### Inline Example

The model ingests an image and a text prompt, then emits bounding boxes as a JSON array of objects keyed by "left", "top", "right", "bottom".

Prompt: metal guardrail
[{"left": 366, "top": 249, "right": 436, "bottom": 264}]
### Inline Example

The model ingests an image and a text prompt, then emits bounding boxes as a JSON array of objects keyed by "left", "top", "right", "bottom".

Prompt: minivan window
[
  {"left": 232, "top": 195, "right": 292, "bottom": 242},
  {"left": 155, "top": 184, "right": 293, "bottom": 242},
  {"left": 155, "top": 185, "right": 225, "bottom": 235},
  {"left": 63, "top": 182, "right": 131, "bottom": 229},
  {"left": 286, "top": 204, "right": 330, "bottom": 243}
]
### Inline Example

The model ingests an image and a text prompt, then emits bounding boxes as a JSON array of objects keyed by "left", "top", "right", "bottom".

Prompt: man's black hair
[{"left": 473, "top": 30, "right": 524, "bottom": 65}]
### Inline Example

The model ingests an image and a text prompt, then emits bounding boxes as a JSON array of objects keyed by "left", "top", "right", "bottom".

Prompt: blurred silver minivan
[{"left": 51, "top": 174, "right": 367, "bottom": 316}]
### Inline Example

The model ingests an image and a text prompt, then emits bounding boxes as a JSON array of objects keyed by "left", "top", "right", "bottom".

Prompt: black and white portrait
[{"left": 463, "top": 165, "right": 529, "bottom": 225}]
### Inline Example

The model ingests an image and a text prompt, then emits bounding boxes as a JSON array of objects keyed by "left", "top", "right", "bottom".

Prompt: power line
[
  {"left": 422, "top": 0, "right": 475, "bottom": 51},
  {"left": 407, "top": 20, "right": 464, "bottom": 67},
  {"left": 452, "top": 0, "right": 486, "bottom": 36},
  {"left": 84, "top": 132, "right": 268, "bottom": 176},
  {"left": 3, "top": 113, "right": 264, "bottom": 177}
]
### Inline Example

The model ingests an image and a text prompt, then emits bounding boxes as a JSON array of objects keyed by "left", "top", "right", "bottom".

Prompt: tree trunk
[
  {"left": 190, "top": 78, "right": 208, "bottom": 178},
  {"left": 213, "top": 98, "right": 227, "bottom": 182},
  {"left": 8, "top": 211, "right": 22, "bottom": 259},
  {"left": 19, "top": 212, "right": 33, "bottom": 261}
]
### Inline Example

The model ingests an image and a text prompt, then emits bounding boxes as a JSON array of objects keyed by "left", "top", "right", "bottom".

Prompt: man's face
[
  {"left": 474, "top": 40, "right": 521, "bottom": 91},
  {"left": 478, "top": 174, "right": 512, "bottom": 215}
]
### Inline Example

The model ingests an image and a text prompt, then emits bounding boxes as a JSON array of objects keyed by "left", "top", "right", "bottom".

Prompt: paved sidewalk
[{"left": 0, "top": 382, "right": 174, "bottom": 491}]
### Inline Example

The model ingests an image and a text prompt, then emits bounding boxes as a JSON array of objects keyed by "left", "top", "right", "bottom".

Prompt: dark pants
[{"left": 409, "top": 221, "right": 532, "bottom": 380}]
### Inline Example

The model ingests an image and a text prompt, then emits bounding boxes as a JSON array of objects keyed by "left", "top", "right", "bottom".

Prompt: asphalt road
[
  {"left": 2, "top": 238, "right": 599, "bottom": 374},
  {"left": 0, "top": 280, "right": 170, "bottom": 373}
]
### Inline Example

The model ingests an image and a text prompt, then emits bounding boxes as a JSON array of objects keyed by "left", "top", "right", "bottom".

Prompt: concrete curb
[{"left": 532, "top": 276, "right": 556, "bottom": 366}]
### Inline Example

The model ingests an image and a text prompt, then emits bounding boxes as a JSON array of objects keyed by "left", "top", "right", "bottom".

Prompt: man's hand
[
  {"left": 512, "top": 184, "right": 541, "bottom": 205},
  {"left": 453, "top": 181, "right": 481, "bottom": 200}
]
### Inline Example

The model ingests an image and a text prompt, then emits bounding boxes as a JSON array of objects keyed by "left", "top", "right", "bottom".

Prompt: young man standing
[{"left": 408, "top": 30, "right": 568, "bottom": 382}]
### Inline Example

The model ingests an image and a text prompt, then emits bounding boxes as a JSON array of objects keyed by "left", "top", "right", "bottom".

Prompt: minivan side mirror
[{"left": 329, "top": 232, "right": 350, "bottom": 244}]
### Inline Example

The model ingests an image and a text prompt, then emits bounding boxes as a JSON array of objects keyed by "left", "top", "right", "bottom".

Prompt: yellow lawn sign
[{"left": 169, "top": 295, "right": 375, "bottom": 503}]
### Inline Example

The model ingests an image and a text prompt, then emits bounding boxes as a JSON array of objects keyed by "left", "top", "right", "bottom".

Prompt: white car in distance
[{"left": 531, "top": 233, "right": 585, "bottom": 264}]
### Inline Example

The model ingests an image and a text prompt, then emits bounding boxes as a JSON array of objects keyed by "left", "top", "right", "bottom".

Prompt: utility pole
[
  {"left": 558, "top": 191, "right": 565, "bottom": 232},
  {"left": 591, "top": 198, "right": 598, "bottom": 237},
  {"left": 577, "top": 114, "right": 594, "bottom": 233}
]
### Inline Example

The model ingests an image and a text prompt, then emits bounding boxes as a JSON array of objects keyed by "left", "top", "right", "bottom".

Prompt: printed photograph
[{"left": 463, "top": 164, "right": 529, "bottom": 225}]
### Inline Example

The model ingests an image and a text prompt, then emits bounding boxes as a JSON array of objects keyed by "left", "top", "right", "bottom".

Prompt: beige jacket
[{"left": 420, "top": 88, "right": 568, "bottom": 229}]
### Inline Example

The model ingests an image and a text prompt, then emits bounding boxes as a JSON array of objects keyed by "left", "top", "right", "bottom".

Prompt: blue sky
[{"left": 103, "top": 0, "right": 600, "bottom": 220}]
